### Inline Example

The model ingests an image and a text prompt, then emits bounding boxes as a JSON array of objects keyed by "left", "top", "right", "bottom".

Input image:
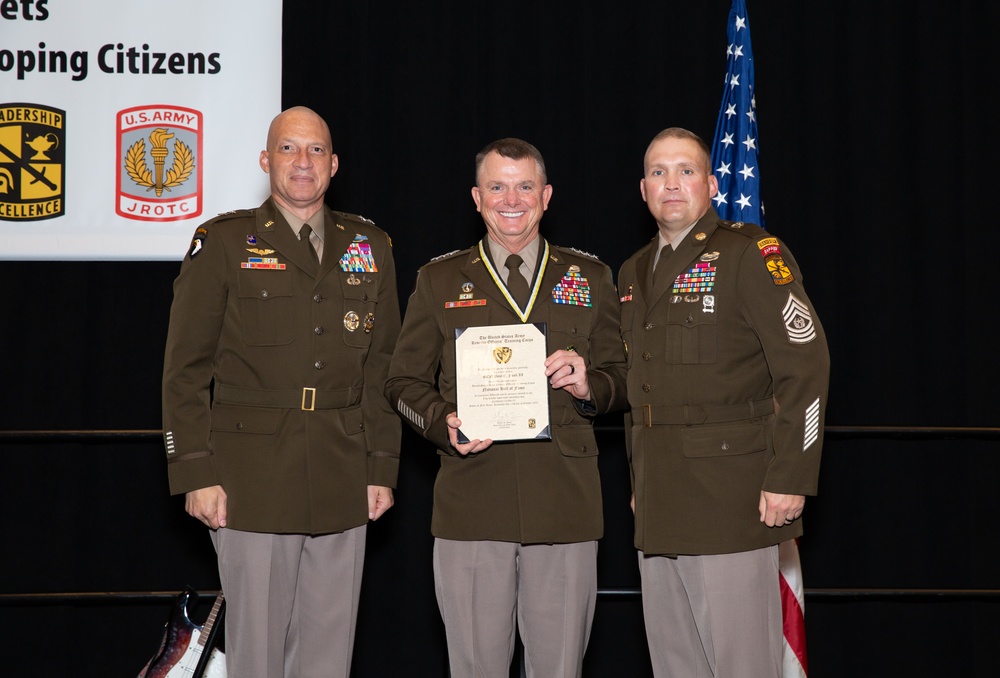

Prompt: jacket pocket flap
[
  {"left": 681, "top": 421, "right": 766, "bottom": 458},
  {"left": 210, "top": 403, "right": 282, "bottom": 434}
]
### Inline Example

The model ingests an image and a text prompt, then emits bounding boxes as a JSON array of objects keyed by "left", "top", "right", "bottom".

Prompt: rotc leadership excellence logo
[
  {"left": 0, "top": 103, "right": 66, "bottom": 222},
  {"left": 117, "top": 105, "right": 203, "bottom": 222}
]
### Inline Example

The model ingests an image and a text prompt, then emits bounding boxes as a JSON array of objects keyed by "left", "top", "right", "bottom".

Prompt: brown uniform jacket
[
  {"left": 162, "top": 198, "right": 401, "bottom": 535},
  {"left": 618, "top": 209, "right": 830, "bottom": 556},
  {"left": 385, "top": 239, "right": 627, "bottom": 544}
]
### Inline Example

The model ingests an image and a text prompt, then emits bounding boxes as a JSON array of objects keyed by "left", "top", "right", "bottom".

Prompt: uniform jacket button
[
  {"left": 236, "top": 422, "right": 243, "bottom": 430},
  {"left": 314, "top": 326, "right": 324, "bottom": 335},
  {"left": 314, "top": 361, "right": 325, "bottom": 370},
  {"left": 644, "top": 322, "right": 654, "bottom": 330},
  {"left": 313, "top": 294, "right": 323, "bottom": 303},
  {"left": 642, "top": 351, "right": 652, "bottom": 361},
  {"left": 260, "top": 289, "right": 269, "bottom": 299},
  {"left": 642, "top": 383, "right": 651, "bottom": 392}
]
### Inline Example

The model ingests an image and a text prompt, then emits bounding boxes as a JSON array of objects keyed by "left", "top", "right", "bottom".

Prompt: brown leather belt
[
  {"left": 215, "top": 384, "right": 361, "bottom": 411},
  {"left": 633, "top": 398, "right": 774, "bottom": 427}
]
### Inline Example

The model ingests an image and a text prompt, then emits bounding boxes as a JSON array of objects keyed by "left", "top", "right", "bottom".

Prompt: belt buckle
[
  {"left": 643, "top": 404, "right": 652, "bottom": 428},
  {"left": 301, "top": 387, "right": 316, "bottom": 411}
]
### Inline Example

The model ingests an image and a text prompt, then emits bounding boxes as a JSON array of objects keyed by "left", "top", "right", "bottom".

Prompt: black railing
[{"left": 3, "top": 426, "right": 999, "bottom": 607}]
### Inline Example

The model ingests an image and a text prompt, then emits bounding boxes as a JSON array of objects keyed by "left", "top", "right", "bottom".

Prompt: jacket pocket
[
  {"left": 664, "top": 305, "right": 717, "bottom": 364},
  {"left": 210, "top": 403, "right": 282, "bottom": 435},
  {"left": 237, "top": 270, "right": 295, "bottom": 346},
  {"left": 681, "top": 421, "right": 766, "bottom": 458},
  {"left": 554, "top": 424, "right": 599, "bottom": 458}
]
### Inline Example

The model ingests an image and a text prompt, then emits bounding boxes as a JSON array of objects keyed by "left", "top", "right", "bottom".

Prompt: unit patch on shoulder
[
  {"left": 758, "top": 237, "right": 793, "bottom": 285},
  {"left": 782, "top": 292, "right": 817, "bottom": 344},
  {"left": 188, "top": 226, "right": 208, "bottom": 258}
]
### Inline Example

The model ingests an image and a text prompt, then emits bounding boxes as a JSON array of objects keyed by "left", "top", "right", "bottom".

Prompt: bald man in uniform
[{"left": 162, "top": 106, "right": 400, "bottom": 678}]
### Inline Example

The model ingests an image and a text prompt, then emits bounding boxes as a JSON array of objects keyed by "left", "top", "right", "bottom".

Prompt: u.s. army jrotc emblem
[
  {"left": 0, "top": 103, "right": 66, "bottom": 221},
  {"left": 116, "top": 105, "right": 203, "bottom": 222}
]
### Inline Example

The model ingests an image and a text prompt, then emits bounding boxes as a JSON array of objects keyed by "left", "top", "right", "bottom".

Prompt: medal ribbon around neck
[{"left": 479, "top": 240, "right": 550, "bottom": 323}]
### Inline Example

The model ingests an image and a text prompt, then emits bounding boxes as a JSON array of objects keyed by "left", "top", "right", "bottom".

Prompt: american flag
[
  {"left": 709, "top": 3, "right": 807, "bottom": 677},
  {"left": 710, "top": 0, "right": 765, "bottom": 228}
]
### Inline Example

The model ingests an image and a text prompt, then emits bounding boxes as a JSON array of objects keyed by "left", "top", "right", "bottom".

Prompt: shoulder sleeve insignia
[
  {"left": 188, "top": 226, "right": 208, "bottom": 259},
  {"left": 758, "top": 237, "right": 794, "bottom": 285}
]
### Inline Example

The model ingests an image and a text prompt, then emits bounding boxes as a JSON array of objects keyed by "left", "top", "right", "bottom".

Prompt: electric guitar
[{"left": 138, "top": 588, "right": 226, "bottom": 678}]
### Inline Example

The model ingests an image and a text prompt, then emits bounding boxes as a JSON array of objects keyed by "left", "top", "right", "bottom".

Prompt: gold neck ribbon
[{"left": 479, "top": 239, "right": 549, "bottom": 323}]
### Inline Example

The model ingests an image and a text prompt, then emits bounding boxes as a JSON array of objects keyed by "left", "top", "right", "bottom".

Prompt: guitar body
[{"left": 138, "top": 589, "right": 226, "bottom": 678}]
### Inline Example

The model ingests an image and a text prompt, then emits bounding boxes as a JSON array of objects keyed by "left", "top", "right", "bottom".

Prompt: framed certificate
[{"left": 455, "top": 322, "right": 551, "bottom": 443}]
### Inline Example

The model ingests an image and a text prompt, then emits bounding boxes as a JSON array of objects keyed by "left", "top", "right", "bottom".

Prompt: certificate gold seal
[{"left": 493, "top": 346, "right": 512, "bottom": 364}]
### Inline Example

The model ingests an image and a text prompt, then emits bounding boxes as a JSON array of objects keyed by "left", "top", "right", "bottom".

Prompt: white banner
[{"left": 0, "top": 0, "right": 281, "bottom": 260}]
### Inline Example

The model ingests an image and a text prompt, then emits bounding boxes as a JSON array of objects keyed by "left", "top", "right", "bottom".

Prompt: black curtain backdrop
[{"left": 2, "top": 2, "right": 999, "bottom": 676}]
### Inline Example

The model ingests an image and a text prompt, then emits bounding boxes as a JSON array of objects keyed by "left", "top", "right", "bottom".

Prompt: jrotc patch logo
[
  {"left": 0, "top": 103, "right": 66, "bottom": 221},
  {"left": 116, "top": 105, "right": 203, "bottom": 222}
]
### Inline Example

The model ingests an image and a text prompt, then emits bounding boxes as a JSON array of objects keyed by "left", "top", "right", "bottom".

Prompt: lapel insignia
[
  {"left": 552, "top": 267, "right": 593, "bottom": 307},
  {"left": 620, "top": 283, "right": 633, "bottom": 303},
  {"left": 672, "top": 262, "right": 716, "bottom": 294},
  {"left": 336, "top": 222, "right": 346, "bottom": 230},
  {"left": 694, "top": 232, "right": 707, "bottom": 241},
  {"left": 262, "top": 220, "right": 274, "bottom": 229}
]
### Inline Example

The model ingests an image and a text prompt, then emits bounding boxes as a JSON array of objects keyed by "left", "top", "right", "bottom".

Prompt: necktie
[
  {"left": 652, "top": 244, "right": 670, "bottom": 287},
  {"left": 505, "top": 253, "right": 530, "bottom": 308},
  {"left": 300, "top": 224, "right": 320, "bottom": 266}
]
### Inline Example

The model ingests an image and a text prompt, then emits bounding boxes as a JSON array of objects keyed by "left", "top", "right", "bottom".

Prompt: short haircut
[{"left": 475, "top": 138, "right": 547, "bottom": 184}]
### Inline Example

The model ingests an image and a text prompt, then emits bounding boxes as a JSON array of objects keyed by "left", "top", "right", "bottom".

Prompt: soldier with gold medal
[
  {"left": 386, "top": 138, "right": 627, "bottom": 678},
  {"left": 161, "top": 107, "right": 400, "bottom": 678}
]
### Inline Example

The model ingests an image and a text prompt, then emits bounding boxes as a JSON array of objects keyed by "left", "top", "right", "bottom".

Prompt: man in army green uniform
[
  {"left": 162, "top": 106, "right": 400, "bottom": 678},
  {"left": 386, "top": 138, "right": 627, "bottom": 678},
  {"left": 618, "top": 128, "right": 830, "bottom": 678}
]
